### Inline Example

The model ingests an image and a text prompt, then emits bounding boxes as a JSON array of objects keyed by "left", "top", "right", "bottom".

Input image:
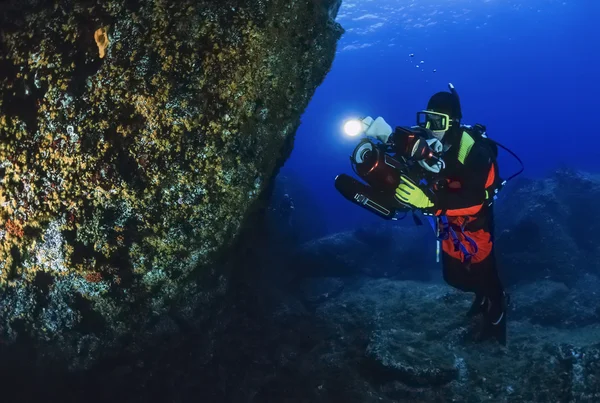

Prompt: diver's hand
[
  {"left": 395, "top": 175, "right": 435, "bottom": 209},
  {"left": 362, "top": 116, "right": 393, "bottom": 143}
]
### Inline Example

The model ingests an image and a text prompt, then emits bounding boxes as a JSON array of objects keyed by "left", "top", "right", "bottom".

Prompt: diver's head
[{"left": 417, "top": 87, "right": 462, "bottom": 143}]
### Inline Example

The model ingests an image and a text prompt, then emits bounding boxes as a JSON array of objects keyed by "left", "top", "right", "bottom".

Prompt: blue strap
[
  {"left": 459, "top": 220, "right": 479, "bottom": 257},
  {"left": 463, "top": 234, "right": 479, "bottom": 253},
  {"left": 437, "top": 216, "right": 479, "bottom": 263}
]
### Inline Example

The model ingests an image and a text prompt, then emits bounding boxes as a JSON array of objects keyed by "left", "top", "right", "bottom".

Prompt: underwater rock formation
[
  {"left": 301, "top": 278, "right": 600, "bottom": 402},
  {"left": 292, "top": 223, "right": 437, "bottom": 281},
  {"left": 495, "top": 168, "right": 600, "bottom": 286},
  {"left": 0, "top": 0, "right": 343, "bottom": 369},
  {"left": 78, "top": 274, "right": 600, "bottom": 402},
  {"left": 509, "top": 274, "right": 600, "bottom": 328}
]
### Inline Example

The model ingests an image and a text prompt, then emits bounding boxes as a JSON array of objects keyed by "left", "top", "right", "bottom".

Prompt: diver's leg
[
  {"left": 466, "top": 292, "right": 489, "bottom": 318},
  {"left": 473, "top": 250, "right": 507, "bottom": 345},
  {"left": 441, "top": 252, "right": 476, "bottom": 292},
  {"left": 441, "top": 249, "right": 489, "bottom": 317},
  {"left": 442, "top": 254, "right": 488, "bottom": 317}
]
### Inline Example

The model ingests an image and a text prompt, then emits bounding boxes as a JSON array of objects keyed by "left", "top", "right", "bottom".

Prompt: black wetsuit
[{"left": 431, "top": 128, "right": 507, "bottom": 343}]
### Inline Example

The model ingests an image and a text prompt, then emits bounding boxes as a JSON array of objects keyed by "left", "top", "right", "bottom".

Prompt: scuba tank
[{"left": 463, "top": 123, "right": 525, "bottom": 203}]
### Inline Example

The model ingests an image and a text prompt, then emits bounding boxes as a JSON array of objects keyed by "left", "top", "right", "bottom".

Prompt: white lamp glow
[{"left": 343, "top": 119, "right": 363, "bottom": 137}]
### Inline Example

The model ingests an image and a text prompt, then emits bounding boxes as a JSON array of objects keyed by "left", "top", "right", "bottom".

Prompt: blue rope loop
[{"left": 438, "top": 216, "right": 479, "bottom": 263}]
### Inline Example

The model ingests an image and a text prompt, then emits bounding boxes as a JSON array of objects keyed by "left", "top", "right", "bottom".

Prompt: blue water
[{"left": 281, "top": 0, "right": 600, "bottom": 235}]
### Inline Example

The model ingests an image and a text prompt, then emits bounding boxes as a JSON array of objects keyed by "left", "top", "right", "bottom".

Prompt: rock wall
[
  {"left": 0, "top": 0, "right": 343, "bottom": 369},
  {"left": 495, "top": 168, "right": 600, "bottom": 286}
]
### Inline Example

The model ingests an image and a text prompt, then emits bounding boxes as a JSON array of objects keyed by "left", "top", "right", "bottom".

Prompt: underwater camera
[{"left": 335, "top": 126, "right": 443, "bottom": 220}]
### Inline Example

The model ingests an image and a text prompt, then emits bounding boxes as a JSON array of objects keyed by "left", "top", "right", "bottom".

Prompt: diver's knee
[
  {"left": 442, "top": 258, "right": 476, "bottom": 292},
  {"left": 442, "top": 262, "right": 463, "bottom": 289}
]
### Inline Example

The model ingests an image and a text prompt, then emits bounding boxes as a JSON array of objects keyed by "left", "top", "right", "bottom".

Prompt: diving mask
[
  {"left": 416, "top": 111, "right": 452, "bottom": 132},
  {"left": 416, "top": 110, "right": 453, "bottom": 141}
]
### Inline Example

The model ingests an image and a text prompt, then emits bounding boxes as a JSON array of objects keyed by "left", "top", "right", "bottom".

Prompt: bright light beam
[{"left": 343, "top": 119, "right": 364, "bottom": 137}]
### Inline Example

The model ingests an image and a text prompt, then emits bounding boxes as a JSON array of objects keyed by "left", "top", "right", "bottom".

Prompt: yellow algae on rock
[{"left": 0, "top": 0, "right": 344, "bottom": 374}]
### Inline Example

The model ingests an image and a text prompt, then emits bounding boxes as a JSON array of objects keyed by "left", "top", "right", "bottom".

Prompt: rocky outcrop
[
  {"left": 509, "top": 274, "right": 600, "bottom": 328},
  {"left": 62, "top": 274, "right": 600, "bottom": 403},
  {"left": 495, "top": 168, "right": 600, "bottom": 286},
  {"left": 0, "top": 0, "right": 343, "bottom": 369},
  {"left": 292, "top": 222, "right": 438, "bottom": 281},
  {"left": 249, "top": 277, "right": 600, "bottom": 402},
  {"left": 308, "top": 278, "right": 600, "bottom": 402},
  {"left": 0, "top": 168, "right": 597, "bottom": 401}
]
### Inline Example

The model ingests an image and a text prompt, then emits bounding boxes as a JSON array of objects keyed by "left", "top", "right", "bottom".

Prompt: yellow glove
[{"left": 395, "top": 175, "right": 434, "bottom": 209}]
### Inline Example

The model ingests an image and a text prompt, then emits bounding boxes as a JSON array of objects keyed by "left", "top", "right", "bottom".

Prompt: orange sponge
[{"left": 94, "top": 27, "right": 109, "bottom": 58}]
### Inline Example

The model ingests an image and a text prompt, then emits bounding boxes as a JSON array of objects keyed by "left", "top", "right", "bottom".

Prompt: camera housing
[{"left": 335, "top": 126, "right": 442, "bottom": 220}]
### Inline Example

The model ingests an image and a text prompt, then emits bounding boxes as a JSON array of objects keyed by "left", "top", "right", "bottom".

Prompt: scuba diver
[
  {"left": 335, "top": 83, "right": 520, "bottom": 345},
  {"left": 410, "top": 85, "right": 508, "bottom": 345}
]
